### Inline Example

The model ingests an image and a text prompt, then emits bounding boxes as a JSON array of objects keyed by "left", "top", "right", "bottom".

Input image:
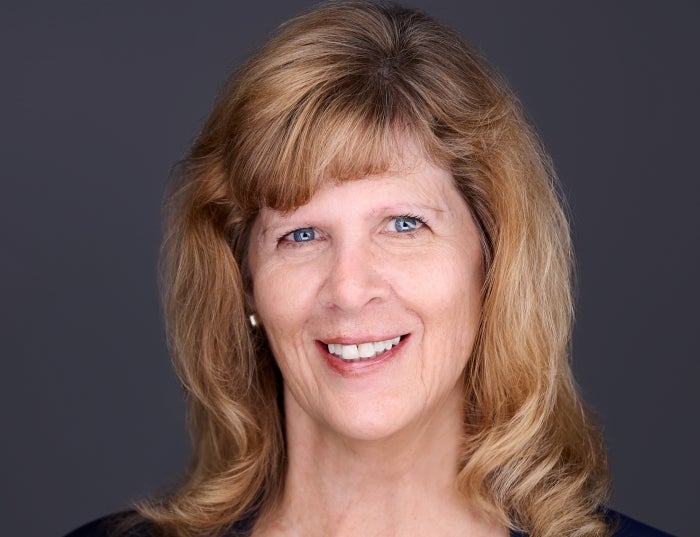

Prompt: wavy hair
[{"left": 140, "top": 2, "right": 610, "bottom": 536}]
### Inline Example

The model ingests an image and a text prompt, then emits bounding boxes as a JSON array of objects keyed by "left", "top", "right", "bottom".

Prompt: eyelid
[{"left": 399, "top": 213, "right": 427, "bottom": 224}]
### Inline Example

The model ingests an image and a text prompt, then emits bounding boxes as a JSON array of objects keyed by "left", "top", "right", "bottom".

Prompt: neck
[{"left": 254, "top": 386, "right": 506, "bottom": 537}]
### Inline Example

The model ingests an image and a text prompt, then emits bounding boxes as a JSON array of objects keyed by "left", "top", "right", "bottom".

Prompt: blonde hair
[{"left": 141, "top": 2, "right": 610, "bottom": 536}]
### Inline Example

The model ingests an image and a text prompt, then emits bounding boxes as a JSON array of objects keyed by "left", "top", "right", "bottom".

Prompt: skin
[{"left": 247, "top": 156, "right": 506, "bottom": 537}]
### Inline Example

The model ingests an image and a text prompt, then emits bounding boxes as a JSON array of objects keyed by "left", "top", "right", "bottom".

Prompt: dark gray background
[{"left": 2, "top": 2, "right": 697, "bottom": 536}]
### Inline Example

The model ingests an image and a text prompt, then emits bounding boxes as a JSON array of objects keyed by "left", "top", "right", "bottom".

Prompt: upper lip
[{"left": 319, "top": 334, "right": 406, "bottom": 345}]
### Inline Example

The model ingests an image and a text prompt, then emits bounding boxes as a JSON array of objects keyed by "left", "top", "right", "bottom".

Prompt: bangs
[{"left": 225, "top": 63, "right": 447, "bottom": 214}]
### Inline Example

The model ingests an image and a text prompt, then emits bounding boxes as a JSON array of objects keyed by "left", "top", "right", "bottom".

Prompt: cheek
[
  {"left": 252, "top": 261, "right": 319, "bottom": 345},
  {"left": 398, "top": 244, "right": 482, "bottom": 316},
  {"left": 253, "top": 269, "right": 306, "bottom": 380},
  {"left": 251, "top": 264, "right": 326, "bottom": 408},
  {"left": 406, "top": 246, "right": 483, "bottom": 364}
]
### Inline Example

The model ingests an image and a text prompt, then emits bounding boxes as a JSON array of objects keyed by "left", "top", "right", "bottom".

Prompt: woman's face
[{"left": 247, "top": 156, "right": 484, "bottom": 442}]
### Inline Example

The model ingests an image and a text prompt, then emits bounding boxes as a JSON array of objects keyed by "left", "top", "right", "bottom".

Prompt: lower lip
[{"left": 317, "top": 336, "right": 408, "bottom": 376}]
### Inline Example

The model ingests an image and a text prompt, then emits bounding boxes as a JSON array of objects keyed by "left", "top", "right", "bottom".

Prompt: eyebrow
[{"left": 369, "top": 203, "right": 447, "bottom": 218}]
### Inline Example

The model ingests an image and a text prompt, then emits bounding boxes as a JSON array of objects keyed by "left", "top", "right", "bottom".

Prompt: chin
[{"left": 320, "top": 397, "right": 426, "bottom": 443}]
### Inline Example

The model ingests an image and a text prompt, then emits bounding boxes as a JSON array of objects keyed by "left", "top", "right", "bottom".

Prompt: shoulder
[
  {"left": 62, "top": 511, "right": 254, "bottom": 537},
  {"left": 62, "top": 512, "right": 159, "bottom": 537},
  {"left": 508, "top": 510, "right": 674, "bottom": 537},
  {"left": 608, "top": 511, "right": 676, "bottom": 537},
  {"left": 66, "top": 511, "right": 675, "bottom": 537}
]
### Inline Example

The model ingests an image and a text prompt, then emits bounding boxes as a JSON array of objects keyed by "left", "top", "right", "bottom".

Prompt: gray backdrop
[{"left": 2, "top": 2, "right": 697, "bottom": 536}]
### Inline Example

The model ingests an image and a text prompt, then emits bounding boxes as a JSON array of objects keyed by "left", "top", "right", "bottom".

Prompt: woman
[{"left": 67, "top": 1, "right": 671, "bottom": 536}]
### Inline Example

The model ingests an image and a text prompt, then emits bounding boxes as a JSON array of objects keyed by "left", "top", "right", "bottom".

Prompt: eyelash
[
  {"left": 276, "top": 213, "right": 429, "bottom": 246},
  {"left": 394, "top": 213, "right": 428, "bottom": 231}
]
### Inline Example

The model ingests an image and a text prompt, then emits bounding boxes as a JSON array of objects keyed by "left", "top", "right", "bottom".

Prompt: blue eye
[
  {"left": 393, "top": 216, "right": 421, "bottom": 233},
  {"left": 290, "top": 227, "right": 316, "bottom": 242}
]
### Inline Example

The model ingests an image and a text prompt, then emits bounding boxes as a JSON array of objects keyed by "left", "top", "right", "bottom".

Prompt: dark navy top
[{"left": 64, "top": 509, "right": 675, "bottom": 537}]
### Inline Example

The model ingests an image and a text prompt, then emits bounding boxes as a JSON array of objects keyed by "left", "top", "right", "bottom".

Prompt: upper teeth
[{"left": 327, "top": 337, "right": 401, "bottom": 361}]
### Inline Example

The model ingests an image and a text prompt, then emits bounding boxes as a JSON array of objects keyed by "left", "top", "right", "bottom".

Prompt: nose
[{"left": 321, "top": 239, "right": 390, "bottom": 313}]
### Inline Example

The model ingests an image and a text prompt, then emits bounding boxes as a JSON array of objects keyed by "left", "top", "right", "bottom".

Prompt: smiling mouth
[{"left": 325, "top": 336, "right": 403, "bottom": 362}]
